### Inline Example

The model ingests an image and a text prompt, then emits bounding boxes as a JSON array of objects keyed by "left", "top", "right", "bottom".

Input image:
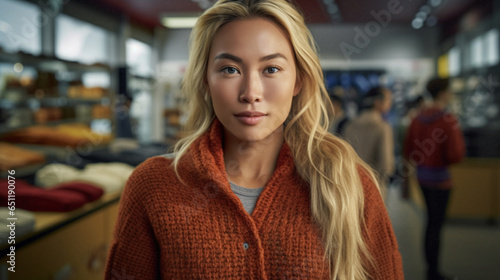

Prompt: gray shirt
[
  {"left": 229, "top": 181, "right": 264, "bottom": 215},
  {"left": 162, "top": 154, "right": 264, "bottom": 215}
]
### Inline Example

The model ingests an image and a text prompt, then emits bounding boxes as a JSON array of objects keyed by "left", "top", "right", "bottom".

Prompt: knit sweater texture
[{"left": 105, "top": 120, "right": 403, "bottom": 279}]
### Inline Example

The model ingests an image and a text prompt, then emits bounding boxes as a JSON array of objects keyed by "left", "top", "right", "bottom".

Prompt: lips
[{"left": 234, "top": 111, "right": 267, "bottom": 125}]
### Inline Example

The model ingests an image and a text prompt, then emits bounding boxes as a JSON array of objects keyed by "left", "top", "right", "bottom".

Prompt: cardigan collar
[{"left": 185, "top": 118, "right": 296, "bottom": 190}]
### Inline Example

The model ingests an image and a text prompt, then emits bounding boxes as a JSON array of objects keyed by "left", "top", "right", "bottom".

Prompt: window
[
  {"left": 0, "top": 0, "right": 41, "bottom": 55},
  {"left": 56, "top": 14, "right": 110, "bottom": 65},
  {"left": 484, "top": 28, "right": 499, "bottom": 66},
  {"left": 82, "top": 72, "right": 110, "bottom": 88},
  {"left": 470, "top": 36, "right": 483, "bottom": 68},
  {"left": 126, "top": 38, "right": 152, "bottom": 77},
  {"left": 448, "top": 46, "right": 460, "bottom": 77}
]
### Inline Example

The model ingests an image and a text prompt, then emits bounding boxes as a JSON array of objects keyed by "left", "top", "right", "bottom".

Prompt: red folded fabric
[
  {"left": 53, "top": 182, "right": 104, "bottom": 202},
  {"left": 0, "top": 179, "right": 102, "bottom": 212}
]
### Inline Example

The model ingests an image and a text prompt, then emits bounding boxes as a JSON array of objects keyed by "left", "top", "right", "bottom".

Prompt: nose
[{"left": 239, "top": 72, "right": 263, "bottom": 103}]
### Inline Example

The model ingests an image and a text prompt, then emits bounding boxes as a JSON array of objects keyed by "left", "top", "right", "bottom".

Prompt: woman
[
  {"left": 105, "top": 0, "right": 403, "bottom": 279},
  {"left": 404, "top": 78, "right": 465, "bottom": 280}
]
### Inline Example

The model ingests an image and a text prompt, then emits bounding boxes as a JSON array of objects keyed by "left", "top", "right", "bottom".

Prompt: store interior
[{"left": 0, "top": 0, "right": 499, "bottom": 279}]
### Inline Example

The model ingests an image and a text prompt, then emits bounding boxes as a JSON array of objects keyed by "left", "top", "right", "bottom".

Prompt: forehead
[{"left": 209, "top": 17, "right": 294, "bottom": 59}]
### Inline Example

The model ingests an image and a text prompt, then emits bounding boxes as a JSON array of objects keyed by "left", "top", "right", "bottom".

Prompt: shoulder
[
  {"left": 363, "top": 119, "right": 391, "bottom": 140},
  {"left": 341, "top": 119, "right": 358, "bottom": 138},
  {"left": 161, "top": 152, "right": 176, "bottom": 159},
  {"left": 357, "top": 165, "right": 381, "bottom": 202},
  {"left": 132, "top": 155, "right": 173, "bottom": 179},
  {"left": 122, "top": 156, "right": 175, "bottom": 200},
  {"left": 356, "top": 165, "right": 387, "bottom": 222},
  {"left": 442, "top": 111, "right": 460, "bottom": 125},
  {"left": 379, "top": 120, "right": 392, "bottom": 133},
  {"left": 431, "top": 111, "right": 461, "bottom": 135}
]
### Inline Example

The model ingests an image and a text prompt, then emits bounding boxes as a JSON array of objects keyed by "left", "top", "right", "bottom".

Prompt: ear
[{"left": 293, "top": 76, "right": 302, "bottom": 96}]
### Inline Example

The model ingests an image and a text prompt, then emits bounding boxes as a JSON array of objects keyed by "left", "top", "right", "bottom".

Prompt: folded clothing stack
[
  {"left": 0, "top": 142, "right": 46, "bottom": 171},
  {"left": 0, "top": 123, "right": 112, "bottom": 148},
  {"left": 79, "top": 141, "right": 169, "bottom": 167},
  {"left": 32, "top": 163, "right": 81, "bottom": 187},
  {"left": 0, "top": 179, "right": 104, "bottom": 212},
  {"left": 15, "top": 144, "right": 71, "bottom": 165},
  {"left": 35, "top": 162, "right": 134, "bottom": 193},
  {"left": 0, "top": 207, "right": 36, "bottom": 245}
]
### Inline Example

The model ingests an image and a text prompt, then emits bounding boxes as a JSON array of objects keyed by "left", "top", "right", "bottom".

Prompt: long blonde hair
[{"left": 173, "top": 0, "right": 379, "bottom": 278}]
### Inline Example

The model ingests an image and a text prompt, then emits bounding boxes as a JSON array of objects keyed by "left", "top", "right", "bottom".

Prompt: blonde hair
[{"left": 173, "top": 0, "right": 379, "bottom": 278}]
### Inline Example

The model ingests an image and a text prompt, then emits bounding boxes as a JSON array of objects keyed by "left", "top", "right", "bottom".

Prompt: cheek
[
  {"left": 208, "top": 76, "right": 225, "bottom": 97},
  {"left": 208, "top": 81, "right": 236, "bottom": 109},
  {"left": 265, "top": 77, "right": 296, "bottom": 102}
]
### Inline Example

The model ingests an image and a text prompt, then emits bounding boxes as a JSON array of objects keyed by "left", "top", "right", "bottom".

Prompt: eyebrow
[{"left": 214, "top": 53, "right": 288, "bottom": 63}]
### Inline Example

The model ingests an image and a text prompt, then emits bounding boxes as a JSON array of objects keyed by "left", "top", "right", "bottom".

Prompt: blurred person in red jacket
[{"left": 404, "top": 77, "right": 465, "bottom": 280}]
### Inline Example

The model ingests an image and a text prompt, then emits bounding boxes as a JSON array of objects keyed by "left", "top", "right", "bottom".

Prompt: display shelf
[
  {"left": 0, "top": 50, "right": 111, "bottom": 73},
  {"left": 0, "top": 188, "right": 121, "bottom": 279},
  {"left": 0, "top": 163, "right": 46, "bottom": 179},
  {"left": 408, "top": 157, "right": 500, "bottom": 223},
  {"left": 130, "top": 74, "right": 155, "bottom": 81},
  {"left": 0, "top": 190, "right": 121, "bottom": 256},
  {"left": 0, "top": 96, "right": 109, "bottom": 108},
  {"left": 128, "top": 74, "right": 157, "bottom": 92},
  {"left": 0, "top": 117, "right": 100, "bottom": 134},
  {"left": 0, "top": 49, "right": 116, "bottom": 138}
]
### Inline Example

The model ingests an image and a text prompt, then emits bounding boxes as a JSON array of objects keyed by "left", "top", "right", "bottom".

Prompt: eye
[
  {"left": 264, "top": 67, "right": 280, "bottom": 74},
  {"left": 221, "top": 66, "right": 239, "bottom": 74}
]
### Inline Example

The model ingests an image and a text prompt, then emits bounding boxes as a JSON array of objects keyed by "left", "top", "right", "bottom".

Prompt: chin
[
  {"left": 235, "top": 133, "right": 267, "bottom": 143},
  {"left": 223, "top": 121, "right": 284, "bottom": 144}
]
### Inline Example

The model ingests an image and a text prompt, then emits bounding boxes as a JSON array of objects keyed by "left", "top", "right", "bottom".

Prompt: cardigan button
[{"left": 243, "top": 242, "right": 249, "bottom": 250}]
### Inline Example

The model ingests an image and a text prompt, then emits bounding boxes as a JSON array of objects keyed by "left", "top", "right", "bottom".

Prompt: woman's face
[{"left": 206, "top": 17, "right": 301, "bottom": 143}]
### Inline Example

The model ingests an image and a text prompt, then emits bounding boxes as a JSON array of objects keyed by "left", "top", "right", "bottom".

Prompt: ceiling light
[
  {"left": 426, "top": 16, "right": 438, "bottom": 27},
  {"left": 429, "top": 0, "right": 442, "bottom": 7},
  {"left": 416, "top": 11, "right": 428, "bottom": 20},
  {"left": 161, "top": 16, "right": 199, "bottom": 29},
  {"left": 412, "top": 18, "right": 424, "bottom": 29},
  {"left": 420, "top": 5, "right": 431, "bottom": 14},
  {"left": 411, "top": 3, "right": 436, "bottom": 29}
]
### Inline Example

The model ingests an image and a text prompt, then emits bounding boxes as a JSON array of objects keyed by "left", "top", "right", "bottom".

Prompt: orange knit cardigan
[{"left": 105, "top": 120, "right": 404, "bottom": 279}]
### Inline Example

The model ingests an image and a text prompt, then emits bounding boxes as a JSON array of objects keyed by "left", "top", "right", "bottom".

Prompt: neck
[
  {"left": 433, "top": 99, "right": 447, "bottom": 109},
  {"left": 223, "top": 126, "right": 284, "bottom": 189}
]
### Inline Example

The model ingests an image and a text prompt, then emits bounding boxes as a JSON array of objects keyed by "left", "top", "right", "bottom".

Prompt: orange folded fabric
[
  {"left": 0, "top": 142, "right": 46, "bottom": 171},
  {"left": 0, "top": 124, "right": 112, "bottom": 147}
]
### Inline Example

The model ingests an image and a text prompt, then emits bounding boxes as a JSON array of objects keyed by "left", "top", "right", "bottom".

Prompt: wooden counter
[
  {"left": 0, "top": 191, "right": 121, "bottom": 280},
  {"left": 408, "top": 158, "right": 500, "bottom": 222}
]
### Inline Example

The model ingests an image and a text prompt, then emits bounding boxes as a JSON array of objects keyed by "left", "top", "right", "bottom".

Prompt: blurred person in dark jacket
[
  {"left": 328, "top": 93, "right": 349, "bottom": 136},
  {"left": 404, "top": 77, "right": 465, "bottom": 280}
]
